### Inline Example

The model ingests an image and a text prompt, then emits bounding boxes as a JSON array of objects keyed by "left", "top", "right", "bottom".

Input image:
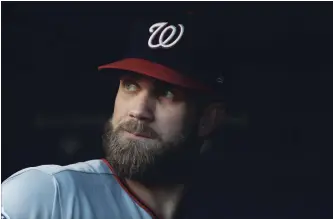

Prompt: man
[{"left": 2, "top": 13, "right": 225, "bottom": 219}]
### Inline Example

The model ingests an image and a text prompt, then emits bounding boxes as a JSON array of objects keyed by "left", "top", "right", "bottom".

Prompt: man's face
[{"left": 103, "top": 73, "right": 201, "bottom": 184}]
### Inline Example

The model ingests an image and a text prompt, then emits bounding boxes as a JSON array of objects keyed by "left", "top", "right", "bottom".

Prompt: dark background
[{"left": 2, "top": 2, "right": 332, "bottom": 219}]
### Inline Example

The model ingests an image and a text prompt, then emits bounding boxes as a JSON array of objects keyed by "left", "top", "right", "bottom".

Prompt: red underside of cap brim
[{"left": 98, "top": 58, "right": 212, "bottom": 93}]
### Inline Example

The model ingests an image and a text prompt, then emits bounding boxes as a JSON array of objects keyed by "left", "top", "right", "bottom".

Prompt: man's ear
[{"left": 198, "top": 102, "right": 226, "bottom": 137}]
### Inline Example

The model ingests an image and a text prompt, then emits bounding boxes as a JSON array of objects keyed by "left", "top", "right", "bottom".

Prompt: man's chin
[
  {"left": 106, "top": 147, "right": 196, "bottom": 186},
  {"left": 103, "top": 127, "right": 197, "bottom": 185}
]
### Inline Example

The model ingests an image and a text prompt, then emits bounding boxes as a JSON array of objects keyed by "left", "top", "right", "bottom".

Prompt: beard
[{"left": 102, "top": 118, "right": 201, "bottom": 186}]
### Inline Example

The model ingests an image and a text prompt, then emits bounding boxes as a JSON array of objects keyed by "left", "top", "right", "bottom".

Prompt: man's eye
[
  {"left": 123, "top": 82, "right": 138, "bottom": 92},
  {"left": 162, "top": 90, "right": 174, "bottom": 99}
]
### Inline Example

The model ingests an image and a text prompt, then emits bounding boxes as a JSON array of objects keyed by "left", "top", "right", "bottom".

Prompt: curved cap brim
[{"left": 98, "top": 58, "right": 213, "bottom": 93}]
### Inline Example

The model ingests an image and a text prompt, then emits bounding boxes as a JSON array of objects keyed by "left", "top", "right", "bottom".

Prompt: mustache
[{"left": 117, "top": 120, "right": 159, "bottom": 139}]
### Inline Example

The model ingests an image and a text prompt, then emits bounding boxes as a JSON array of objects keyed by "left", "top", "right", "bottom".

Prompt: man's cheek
[
  {"left": 111, "top": 117, "right": 123, "bottom": 130},
  {"left": 161, "top": 125, "right": 180, "bottom": 140}
]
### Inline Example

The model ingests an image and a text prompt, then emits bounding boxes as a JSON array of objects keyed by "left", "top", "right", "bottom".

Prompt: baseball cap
[{"left": 98, "top": 12, "right": 224, "bottom": 94}]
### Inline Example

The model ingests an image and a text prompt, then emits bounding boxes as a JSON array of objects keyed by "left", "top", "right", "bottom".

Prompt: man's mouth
[{"left": 124, "top": 130, "right": 153, "bottom": 139}]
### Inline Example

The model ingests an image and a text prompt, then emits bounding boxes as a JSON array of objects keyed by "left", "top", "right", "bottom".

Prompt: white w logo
[{"left": 148, "top": 22, "right": 184, "bottom": 49}]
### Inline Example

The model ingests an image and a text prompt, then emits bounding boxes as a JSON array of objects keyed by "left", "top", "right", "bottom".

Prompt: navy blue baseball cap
[{"left": 98, "top": 12, "right": 224, "bottom": 93}]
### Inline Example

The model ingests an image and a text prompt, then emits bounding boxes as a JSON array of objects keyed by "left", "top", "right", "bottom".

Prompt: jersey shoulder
[
  {"left": 1, "top": 159, "right": 113, "bottom": 219},
  {"left": 3, "top": 159, "right": 111, "bottom": 182}
]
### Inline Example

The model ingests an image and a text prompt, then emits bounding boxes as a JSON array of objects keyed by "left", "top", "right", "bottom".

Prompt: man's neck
[{"left": 125, "top": 179, "right": 185, "bottom": 219}]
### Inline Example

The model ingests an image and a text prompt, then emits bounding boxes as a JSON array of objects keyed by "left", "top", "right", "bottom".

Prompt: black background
[{"left": 2, "top": 2, "right": 332, "bottom": 218}]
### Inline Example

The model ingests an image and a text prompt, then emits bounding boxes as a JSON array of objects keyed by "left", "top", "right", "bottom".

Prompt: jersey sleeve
[{"left": 1, "top": 169, "right": 59, "bottom": 219}]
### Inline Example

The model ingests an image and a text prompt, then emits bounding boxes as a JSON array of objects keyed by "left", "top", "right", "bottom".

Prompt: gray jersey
[{"left": 1, "top": 159, "right": 155, "bottom": 219}]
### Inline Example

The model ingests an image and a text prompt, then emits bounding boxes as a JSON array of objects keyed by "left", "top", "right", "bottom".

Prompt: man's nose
[{"left": 128, "top": 92, "right": 155, "bottom": 122}]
